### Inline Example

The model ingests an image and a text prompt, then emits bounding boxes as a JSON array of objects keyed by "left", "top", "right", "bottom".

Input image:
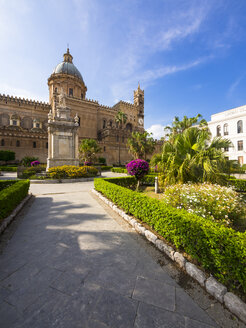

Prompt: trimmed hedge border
[
  {"left": 94, "top": 178, "right": 246, "bottom": 293},
  {"left": 0, "top": 194, "right": 32, "bottom": 234},
  {"left": 0, "top": 180, "right": 30, "bottom": 222},
  {"left": 0, "top": 166, "right": 17, "bottom": 172},
  {"left": 92, "top": 184, "right": 246, "bottom": 323},
  {"left": 228, "top": 178, "right": 246, "bottom": 192},
  {"left": 110, "top": 167, "right": 127, "bottom": 173}
]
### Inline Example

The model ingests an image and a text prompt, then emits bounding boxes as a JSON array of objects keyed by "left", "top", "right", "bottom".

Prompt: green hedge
[
  {"left": 100, "top": 166, "right": 113, "bottom": 171},
  {"left": 0, "top": 150, "right": 15, "bottom": 161},
  {"left": 94, "top": 177, "right": 246, "bottom": 293},
  {"left": 0, "top": 166, "right": 17, "bottom": 172},
  {"left": 228, "top": 178, "right": 246, "bottom": 192},
  {"left": 111, "top": 167, "right": 127, "bottom": 173},
  {"left": 0, "top": 180, "right": 30, "bottom": 221},
  {"left": 0, "top": 180, "right": 18, "bottom": 191}
]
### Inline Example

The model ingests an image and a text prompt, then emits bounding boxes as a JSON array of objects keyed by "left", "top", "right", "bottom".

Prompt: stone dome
[{"left": 52, "top": 49, "right": 84, "bottom": 82}]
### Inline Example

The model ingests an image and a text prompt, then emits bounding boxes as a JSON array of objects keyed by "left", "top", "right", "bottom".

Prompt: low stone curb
[
  {"left": 0, "top": 194, "right": 32, "bottom": 234},
  {"left": 92, "top": 188, "right": 246, "bottom": 324}
]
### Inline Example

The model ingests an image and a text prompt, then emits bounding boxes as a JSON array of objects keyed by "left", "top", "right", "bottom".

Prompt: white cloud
[
  {"left": 0, "top": 83, "right": 48, "bottom": 102},
  {"left": 147, "top": 124, "right": 166, "bottom": 140}
]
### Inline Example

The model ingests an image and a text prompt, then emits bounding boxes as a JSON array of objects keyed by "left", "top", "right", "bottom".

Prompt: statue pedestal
[{"left": 47, "top": 104, "right": 79, "bottom": 170}]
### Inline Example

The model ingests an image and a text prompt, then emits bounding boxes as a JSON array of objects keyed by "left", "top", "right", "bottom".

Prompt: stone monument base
[{"left": 47, "top": 158, "right": 79, "bottom": 170}]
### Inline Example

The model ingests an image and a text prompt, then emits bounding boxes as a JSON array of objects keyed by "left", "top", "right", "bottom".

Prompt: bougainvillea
[
  {"left": 84, "top": 161, "right": 92, "bottom": 166},
  {"left": 126, "top": 159, "right": 149, "bottom": 180},
  {"left": 31, "top": 161, "right": 40, "bottom": 166}
]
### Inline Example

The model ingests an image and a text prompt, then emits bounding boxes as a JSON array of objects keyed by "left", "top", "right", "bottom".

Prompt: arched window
[
  {"left": 223, "top": 123, "right": 228, "bottom": 136},
  {"left": 33, "top": 141, "right": 37, "bottom": 148},
  {"left": 109, "top": 120, "right": 113, "bottom": 127},
  {"left": 103, "top": 120, "right": 106, "bottom": 129},
  {"left": 126, "top": 123, "right": 133, "bottom": 132},
  {"left": 81, "top": 93, "right": 83, "bottom": 99},
  {"left": 46, "top": 142, "right": 48, "bottom": 149},
  {"left": 1, "top": 139, "right": 5, "bottom": 146},
  {"left": 237, "top": 120, "right": 243, "bottom": 133},
  {"left": 216, "top": 125, "right": 221, "bottom": 136},
  {"left": 16, "top": 140, "right": 20, "bottom": 147},
  {"left": 69, "top": 88, "right": 73, "bottom": 96}
]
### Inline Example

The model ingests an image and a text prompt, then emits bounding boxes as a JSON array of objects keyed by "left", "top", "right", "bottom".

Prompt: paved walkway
[{"left": 0, "top": 174, "right": 227, "bottom": 327}]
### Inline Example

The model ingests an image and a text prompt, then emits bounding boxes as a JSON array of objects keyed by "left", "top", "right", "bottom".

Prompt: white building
[{"left": 208, "top": 105, "right": 246, "bottom": 165}]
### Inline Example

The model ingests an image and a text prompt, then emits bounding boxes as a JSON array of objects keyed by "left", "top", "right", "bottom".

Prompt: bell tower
[{"left": 134, "top": 83, "right": 144, "bottom": 116}]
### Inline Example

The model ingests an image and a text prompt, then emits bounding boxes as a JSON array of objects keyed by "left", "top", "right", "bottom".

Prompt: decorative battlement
[{"left": 0, "top": 94, "right": 50, "bottom": 109}]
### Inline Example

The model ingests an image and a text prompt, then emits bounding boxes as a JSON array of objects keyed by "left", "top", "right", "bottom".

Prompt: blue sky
[{"left": 1, "top": 0, "right": 246, "bottom": 138}]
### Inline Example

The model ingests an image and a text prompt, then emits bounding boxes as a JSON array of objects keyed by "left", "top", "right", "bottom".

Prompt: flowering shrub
[
  {"left": 31, "top": 161, "right": 40, "bottom": 166},
  {"left": 126, "top": 159, "right": 149, "bottom": 180},
  {"left": 161, "top": 183, "right": 246, "bottom": 226},
  {"left": 48, "top": 165, "right": 98, "bottom": 179},
  {"left": 84, "top": 161, "right": 92, "bottom": 166}
]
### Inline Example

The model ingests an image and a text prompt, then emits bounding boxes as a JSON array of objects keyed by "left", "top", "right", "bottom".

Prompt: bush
[
  {"left": 20, "top": 165, "right": 46, "bottom": 179},
  {"left": 228, "top": 178, "right": 246, "bottom": 192},
  {"left": 21, "top": 156, "right": 39, "bottom": 167},
  {"left": 31, "top": 161, "right": 41, "bottom": 166},
  {"left": 0, "top": 180, "right": 30, "bottom": 221},
  {"left": 94, "top": 177, "right": 246, "bottom": 293},
  {"left": 98, "top": 157, "right": 106, "bottom": 165},
  {"left": 126, "top": 159, "right": 149, "bottom": 180},
  {"left": 48, "top": 165, "right": 98, "bottom": 179},
  {"left": 161, "top": 183, "right": 245, "bottom": 226},
  {"left": 111, "top": 167, "right": 127, "bottom": 173},
  {"left": 0, "top": 166, "right": 17, "bottom": 172},
  {"left": 0, "top": 150, "right": 15, "bottom": 161}
]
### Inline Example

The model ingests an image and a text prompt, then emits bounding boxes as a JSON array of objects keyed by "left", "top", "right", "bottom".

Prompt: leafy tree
[
  {"left": 156, "top": 115, "right": 231, "bottom": 186},
  {"left": 79, "top": 139, "right": 101, "bottom": 164},
  {"left": 127, "top": 131, "right": 156, "bottom": 160},
  {"left": 115, "top": 111, "right": 127, "bottom": 165}
]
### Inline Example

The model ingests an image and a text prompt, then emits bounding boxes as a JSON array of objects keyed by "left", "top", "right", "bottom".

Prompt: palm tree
[
  {"left": 79, "top": 139, "right": 101, "bottom": 163},
  {"left": 158, "top": 123, "right": 231, "bottom": 186},
  {"left": 115, "top": 111, "right": 127, "bottom": 165},
  {"left": 165, "top": 114, "right": 207, "bottom": 141},
  {"left": 127, "top": 131, "right": 156, "bottom": 160}
]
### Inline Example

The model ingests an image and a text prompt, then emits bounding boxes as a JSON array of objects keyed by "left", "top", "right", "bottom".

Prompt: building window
[
  {"left": 238, "top": 140, "right": 243, "bottom": 151},
  {"left": 223, "top": 123, "right": 228, "bottom": 135},
  {"left": 69, "top": 88, "right": 73, "bottom": 96},
  {"left": 103, "top": 120, "right": 106, "bottom": 129},
  {"left": 46, "top": 142, "right": 48, "bottom": 149},
  {"left": 12, "top": 120, "right": 17, "bottom": 126},
  {"left": 216, "top": 125, "right": 221, "bottom": 136},
  {"left": 1, "top": 139, "right": 5, "bottom": 146},
  {"left": 238, "top": 156, "right": 244, "bottom": 166},
  {"left": 81, "top": 93, "right": 83, "bottom": 99},
  {"left": 109, "top": 120, "right": 113, "bottom": 127},
  {"left": 55, "top": 87, "right": 57, "bottom": 92},
  {"left": 224, "top": 146, "right": 229, "bottom": 152},
  {"left": 237, "top": 120, "right": 243, "bottom": 133},
  {"left": 36, "top": 122, "right": 40, "bottom": 128},
  {"left": 104, "top": 146, "right": 106, "bottom": 152},
  {"left": 33, "top": 141, "right": 36, "bottom": 148},
  {"left": 16, "top": 140, "right": 20, "bottom": 147}
]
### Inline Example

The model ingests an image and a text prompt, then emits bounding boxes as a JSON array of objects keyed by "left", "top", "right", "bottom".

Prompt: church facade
[{"left": 0, "top": 49, "right": 145, "bottom": 165}]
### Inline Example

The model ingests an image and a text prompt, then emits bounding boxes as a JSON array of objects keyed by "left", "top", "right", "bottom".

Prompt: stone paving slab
[{"left": 0, "top": 180, "right": 225, "bottom": 327}]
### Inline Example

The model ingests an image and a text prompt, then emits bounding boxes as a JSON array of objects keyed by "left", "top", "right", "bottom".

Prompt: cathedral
[{"left": 0, "top": 49, "right": 145, "bottom": 165}]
